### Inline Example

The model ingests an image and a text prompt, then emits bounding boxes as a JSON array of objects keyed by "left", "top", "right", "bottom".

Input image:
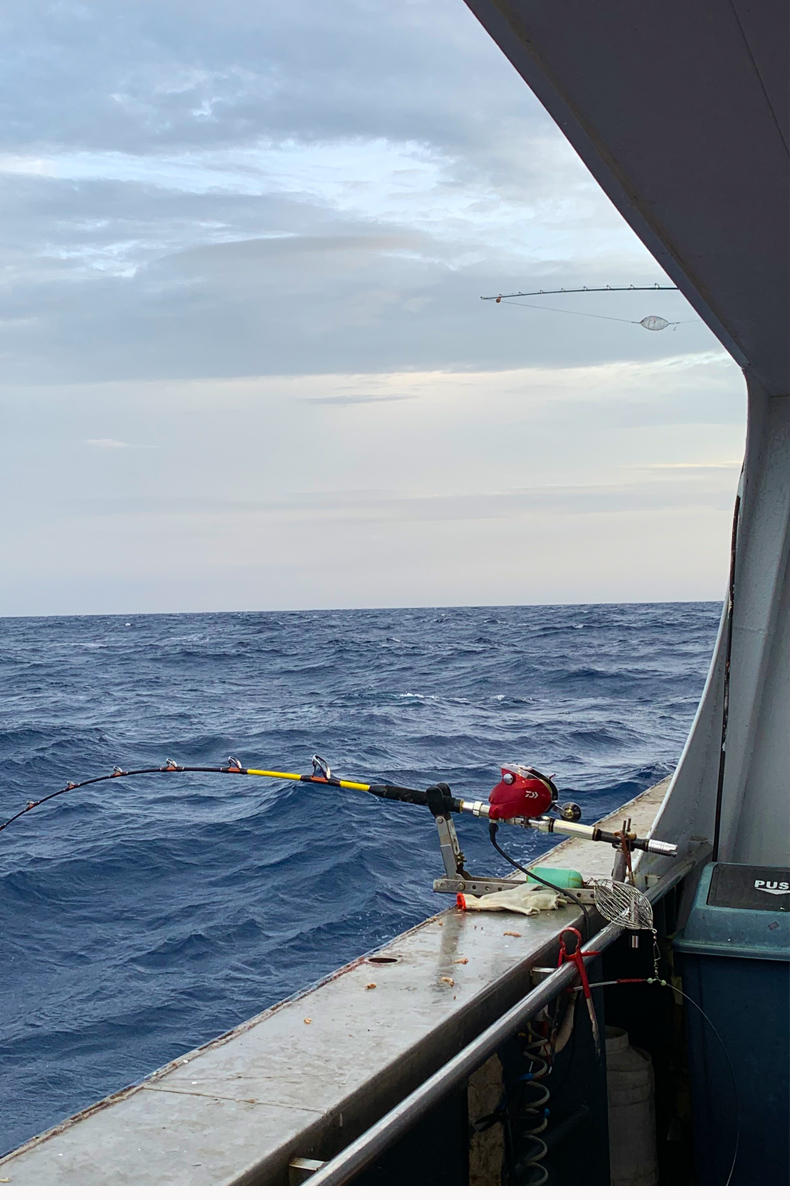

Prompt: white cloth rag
[{"left": 459, "top": 881, "right": 567, "bottom": 916}]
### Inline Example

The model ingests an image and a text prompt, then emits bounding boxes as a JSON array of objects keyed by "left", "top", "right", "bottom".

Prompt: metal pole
[{"left": 303, "top": 856, "right": 696, "bottom": 1186}]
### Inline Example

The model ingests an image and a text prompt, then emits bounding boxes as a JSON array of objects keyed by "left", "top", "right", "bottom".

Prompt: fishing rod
[
  {"left": 480, "top": 285, "right": 679, "bottom": 300},
  {"left": 480, "top": 283, "right": 694, "bottom": 331},
  {"left": 0, "top": 755, "right": 677, "bottom": 899}
]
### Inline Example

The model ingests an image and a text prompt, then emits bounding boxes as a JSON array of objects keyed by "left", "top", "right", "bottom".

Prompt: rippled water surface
[{"left": 0, "top": 602, "right": 720, "bottom": 1155}]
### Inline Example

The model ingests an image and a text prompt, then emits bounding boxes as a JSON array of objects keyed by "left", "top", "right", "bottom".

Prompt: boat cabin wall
[{"left": 652, "top": 375, "right": 790, "bottom": 866}]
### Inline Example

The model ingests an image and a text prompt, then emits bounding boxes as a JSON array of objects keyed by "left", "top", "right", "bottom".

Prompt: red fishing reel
[{"left": 488, "top": 764, "right": 582, "bottom": 823}]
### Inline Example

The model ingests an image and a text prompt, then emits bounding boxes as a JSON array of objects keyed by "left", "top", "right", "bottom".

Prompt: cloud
[
  {"left": 0, "top": 1, "right": 559, "bottom": 162},
  {"left": 634, "top": 460, "right": 742, "bottom": 471},
  {"left": 0, "top": 1, "right": 746, "bottom": 615},
  {"left": 0, "top": 0, "right": 716, "bottom": 388},
  {"left": 0, "top": 205, "right": 710, "bottom": 386},
  {"left": 300, "top": 393, "right": 410, "bottom": 405},
  {"left": 48, "top": 477, "right": 738, "bottom": 522}
]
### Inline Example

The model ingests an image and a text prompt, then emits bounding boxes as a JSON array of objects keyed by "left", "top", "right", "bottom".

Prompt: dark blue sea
[{"left": 0, "top": 602, "right": 719, "bottom": 1156}]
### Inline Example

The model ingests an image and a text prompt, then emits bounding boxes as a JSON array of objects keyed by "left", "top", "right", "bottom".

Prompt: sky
[{"left": 0, "top": 0, "right": 746, "bottom": 616}]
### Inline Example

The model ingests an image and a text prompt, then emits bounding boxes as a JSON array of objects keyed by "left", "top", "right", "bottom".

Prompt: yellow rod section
[
  {"left": 245, "top": 768, "right": 370, "bottom": 792},
  {"left": 245, "top": 769, "right": 303, "bottom": 781}
]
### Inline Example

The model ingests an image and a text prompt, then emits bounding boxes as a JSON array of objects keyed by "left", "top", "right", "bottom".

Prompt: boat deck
[{"left": 0, "top": 780, "right": 670, "bottom": 1185}]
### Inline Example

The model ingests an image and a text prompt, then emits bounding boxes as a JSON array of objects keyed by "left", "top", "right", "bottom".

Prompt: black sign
[{"left": 707, "top": 863, "right": 790, "bottom": 912}]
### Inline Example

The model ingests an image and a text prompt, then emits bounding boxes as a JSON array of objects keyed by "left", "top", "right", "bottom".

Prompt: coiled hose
[{"left": 511, "top": 1022, "right": 552, "bottom": 1185}]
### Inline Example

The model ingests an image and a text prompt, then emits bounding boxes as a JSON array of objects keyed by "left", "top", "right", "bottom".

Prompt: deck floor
[{"left": 0, "top": 779, "right": 670, "bottom": 1185}]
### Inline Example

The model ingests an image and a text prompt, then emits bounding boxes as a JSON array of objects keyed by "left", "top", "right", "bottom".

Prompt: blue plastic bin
[{"left": 674, "top": 861, "right": 790, "bottom": 1185}]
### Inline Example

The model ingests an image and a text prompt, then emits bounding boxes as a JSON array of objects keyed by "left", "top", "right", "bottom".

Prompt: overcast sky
[{"left": 0, "top": 0, "right": 745, "bottom": 616}]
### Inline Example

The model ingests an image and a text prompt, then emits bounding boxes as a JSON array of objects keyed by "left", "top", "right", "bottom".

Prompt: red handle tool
[{"left": 558, "top": 926, "right": 601, "bottom": 1060}]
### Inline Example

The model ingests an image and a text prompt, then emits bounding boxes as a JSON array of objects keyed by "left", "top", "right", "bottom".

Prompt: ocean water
[{"left": 0, "top": 602, "right": 720, "bottom": 1156}]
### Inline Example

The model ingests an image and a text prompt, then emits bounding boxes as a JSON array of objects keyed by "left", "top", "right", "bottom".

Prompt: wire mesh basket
[{"left": 592, "top": 877, "right": 655, "bottom": 930}]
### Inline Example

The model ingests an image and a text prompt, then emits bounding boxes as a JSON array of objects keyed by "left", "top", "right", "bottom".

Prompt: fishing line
[
  {"left": 6, "top": 760, "right": 724, "bottom": 1180},
  {"left": 2, "top": 758, "right": 676, "bottom": 860},
  {"left": 574, "top": 976, "right": 740, "bottom": 1187},
  {"left": 471, "top": 967, "right": 737, "bottom": 1185},
  {"left": 488, "top": 822, "right": 590, "bottom": 940},
  {"left": 0, "top": 757, "right": 391, "bottom": 837},
  {"left": 500, "top": 298, "right": 640, "bottom": 323},
  {"left": 498, "top": 298, "right": 696, "bottom": 328},
  {"left": 0, "top": 762, "right": 307, "bottom": 836},
  {"left": 3, "top": 764, "right": 637, "bottom": 950}
]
